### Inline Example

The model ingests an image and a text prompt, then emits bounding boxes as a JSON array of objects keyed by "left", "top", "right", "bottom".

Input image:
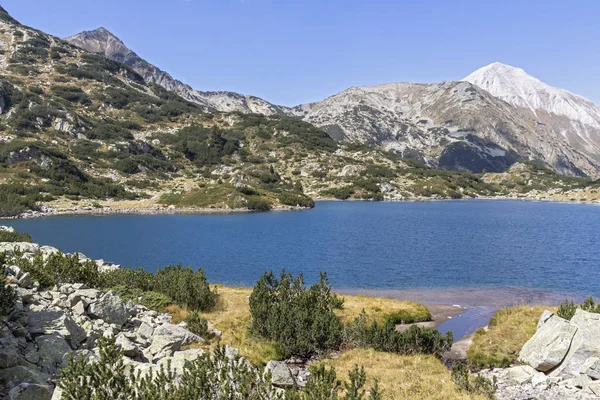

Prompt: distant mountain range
[{"left": 65, "top": 28, "right": 600, "bottom": 177}]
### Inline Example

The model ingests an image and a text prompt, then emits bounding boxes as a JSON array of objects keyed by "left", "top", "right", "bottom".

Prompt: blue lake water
[{"left": 8, "top": 200, "right": 600, "bottom": 300}]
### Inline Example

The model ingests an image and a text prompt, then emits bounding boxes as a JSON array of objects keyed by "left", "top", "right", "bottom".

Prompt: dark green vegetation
[
  {"left": 58, "top": 338, "right": 384, "bottom": 400},
  {"left": 288, "top": 365, "right": 383, "bottom": 400},
  {"left": 8, "top": 251, "right": 217, "bottom": 312},
  {"left": 249, "top": 270, "right": 453, "bottom": 360},
  {"left": 451, "top": 362, "right": 497, "bottom": 399},
  {"left": 249, "top": 270, "right": 343, "bottom": 358},
  {"left": 557, "top": 296, "right": 600, "bottom": 320},
  {"left": 0, "top": 229, "right": 32, "bottom": 242},
  {"left": 185, "top": 311, "right": 211, "bottom": 338},
  {"left": 343, "top": 311, "right": 452, "bottom": 358}
]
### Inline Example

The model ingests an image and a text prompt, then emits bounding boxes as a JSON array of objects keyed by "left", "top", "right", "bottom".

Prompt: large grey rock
[
  {"left": 0, "top": 365, "right": 50, "bottom": 392},
  {"left": 153, "top": 324, "right": 200, "bottom": 346},
  {"left": 537, "top": 310, "right": 555, "bottom": 329},
  {"left": 27, "top": 309, "right": 86, "bottom": 348},
  {"left": 519, "top": 315, "right": 578, "bottom": 372},
  {"left": 265, "top": 360, "right": 296, "bottom": 388},
  {"left": 36, "top": 333, "right": 71, "bottom": 374},
  {"left": 502, "top": 365, "right": 541, "bottom": 386},
  {"left": 157, "top": 348, "right": 205, "bottom": 374},
  {"left": 137, "top": 322, "right": 154, "bottom": 339},
  {"left": 552, "top": 309, "right": 600, "bottom": 377},
  {"left": 88, "top": 292, "right": 128, "bottom": 326},
  {"left": 115, "top": 334, "right": 138, "bottom": 357},
  {"left": 0, "top": 345, "right": 19, "bottom": 369},
  {"left": 9, "top": 383, "right": 52, "bottom": 400}
]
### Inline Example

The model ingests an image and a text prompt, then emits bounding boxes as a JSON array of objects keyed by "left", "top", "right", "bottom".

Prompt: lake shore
[{"left": 6, "top": 194, "right": 599, "bottom": 220}]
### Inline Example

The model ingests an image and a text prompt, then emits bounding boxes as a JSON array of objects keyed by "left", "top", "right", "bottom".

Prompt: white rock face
[{"left": 464, "top": 62, "right": 600, "bottom": 164}]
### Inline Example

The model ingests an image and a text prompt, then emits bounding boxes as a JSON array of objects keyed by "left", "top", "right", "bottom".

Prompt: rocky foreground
[
  {"left": 0, "top": 239, "right": 256, "bottom": 400},
  {"left": 481, "top": 309, "right": 600, "bottom": 399}
]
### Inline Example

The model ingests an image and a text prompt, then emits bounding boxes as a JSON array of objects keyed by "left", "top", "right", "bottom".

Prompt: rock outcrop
[
  {"left": 482, "top": 309, "right": 600, "bottom": 399},
  {"left": 0, "top": 239, "right": 210, "bottom": 399}
]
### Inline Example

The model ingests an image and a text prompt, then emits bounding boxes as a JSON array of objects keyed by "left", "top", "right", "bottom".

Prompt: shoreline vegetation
[
  {"left": 6, "top": 195, "right": 600, "bottom": 220},
  {"left": 2, "top": 226, "right": 592, "bottom": 399}
]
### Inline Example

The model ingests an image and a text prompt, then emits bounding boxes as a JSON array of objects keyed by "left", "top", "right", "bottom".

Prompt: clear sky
[{"left": 3, "top": 0, "right": 599, "bottom": 106}]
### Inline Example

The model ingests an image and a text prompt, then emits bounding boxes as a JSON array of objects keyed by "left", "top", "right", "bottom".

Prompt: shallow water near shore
[{"left": 10, "top": 200, "right": 600, "bottom": 300}]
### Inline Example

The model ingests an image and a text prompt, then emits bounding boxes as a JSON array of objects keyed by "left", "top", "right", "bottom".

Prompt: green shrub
[
  {"left": 277, "top": 192, "right": 315, "bottom": 208},
  {"left": 0, "top": 183, "right": 45, "bottom": 217},
  {"left": 154, "top": 265, "right": 218, "bottom": 311},
  {"left": 343, "top": 311, "right": 452, "bottom": 358},
  {"left": 0, "top": 230, "right": 32, "bottom": 243},
  {"left": 322, "top": 187, "right": 354, "bottom": 200},
  {"left": 291, "top": 364, "right": 382, "bottom": 400},
  {"left": 558, "top": 296, "right": 600, "bottom": 320},
  {"left": 50, "top": 85, "right": 91, "bottom": 104},
  {"left": 185, "top": 311, "right": 210, "bottom": 338},
  {"left": 58, "top": 338, "right": 282, "bottom": 400},
  {"left": 14, "top": 251, "right": 104, "bottom": 288},
  {"left": 246, "top": 197, "right": 272, "bottom": 211},
  {"left": 451, "top": 362, "right": 497, "bottom": 399},
  {"left": 107, "top": 285, "right": 173, "bottom": 311},
  {"left": 103, "top": 265, "right": 217, "bottom": 312},
  {"left": 0, "top": 275, "right": 16, "bottom": 317},
  {"left": 384, "top": 309, "right": 431, "bottom": 325},
  {"left": 249, "top": 270, "right": 343, "bottom": 358}
]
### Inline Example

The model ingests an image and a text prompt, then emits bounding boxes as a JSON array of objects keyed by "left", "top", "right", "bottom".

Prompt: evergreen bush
[{"left": 249, "top": 270, "right": 343, "bottom": 358}]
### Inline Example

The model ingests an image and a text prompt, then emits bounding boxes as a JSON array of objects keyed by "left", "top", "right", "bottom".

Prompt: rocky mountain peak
[{"left": 464, "top": 62, "right": 600, "bottom": 128}]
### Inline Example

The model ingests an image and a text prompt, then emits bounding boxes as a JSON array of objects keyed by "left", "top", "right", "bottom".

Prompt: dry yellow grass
[
  {"left": 171, "top": 287, "right": 433, "bottom": 366},
  {"left": 174, "top": 286, "right": 280, "bottom": 366},
  {"left": 335, "top": 294, "right": 431, "bottom": 324},
  {"left": 320, "top": 349, "right": 485, "bottom": 400},
  {"left": 467, "top": 305, "right": 557, "bottom": 368}
]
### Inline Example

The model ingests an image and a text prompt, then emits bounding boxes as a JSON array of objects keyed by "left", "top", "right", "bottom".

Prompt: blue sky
[{"left": 3, "top": 0, "right": 599, "bottom": 106}]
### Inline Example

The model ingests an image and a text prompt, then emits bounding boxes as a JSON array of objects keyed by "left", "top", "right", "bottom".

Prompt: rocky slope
[
  {"left": 481, "top": 308, "right": 600, "bottom": 399},
  {"left": 65, "top": 29, "right": 600, "bottom": 177},
  {"left": 464, "top": 62, "right": 600, "bottom": 166},
  {"left": 0, "top": 239, "right": 218, "bottom": 399},
  {"left": 65, "top": 28, "right": 287, "bottom": 115},
  {"left": 289, "top": 81, "right": 600, "bottom": 177}
]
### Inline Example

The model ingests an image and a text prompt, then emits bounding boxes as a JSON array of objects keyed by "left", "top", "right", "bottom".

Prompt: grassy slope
[{"left": 467, "top": 305, "right": 557, "bottom": 368}]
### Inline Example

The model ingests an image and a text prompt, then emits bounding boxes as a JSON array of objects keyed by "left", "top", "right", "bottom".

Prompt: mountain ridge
[{"left": 65, "top": 28, "right": 600, "bottom": 177}]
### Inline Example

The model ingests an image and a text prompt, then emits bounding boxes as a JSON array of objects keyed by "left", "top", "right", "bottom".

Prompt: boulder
[
  {"left": 27, "top": 309, "right": 86, "bottom": 348},
  {"left": 0, "top": 345, "right": 19, "bottom": 369},
  {"left": 36, "top": 333, "right": 71, "bottom": 374},
  {"left": 88, "top": 292, "right": 128, "bottom": 326},
  {"left": 519, "top": 315, "right": 577, "bottom": 372},
  {"left": 0, "top": 365, "right": 50, "bottom": 392},
  {"left": 552, "top": 309, "right": 600, "bottom": 377},
  {"left": 157, "top": 348, "right": 205, "bottom": 374},
  {"left": 502, "top": 365, "right": 540, "bottom": 386},
  {"left": 265, "top": 360, "right": 296, "bottom": 388},
  {"left": 137, "top": 322, "right": 154, "bottom": 339},
  {"left": 115, "top": 334, "right": 138, "bottom": 358},
  {"left": 537, "top": 310, "right": 555, "bottom": 329},
  {"left": 8, "top": 383, "right": 52, "bottom": 400}
]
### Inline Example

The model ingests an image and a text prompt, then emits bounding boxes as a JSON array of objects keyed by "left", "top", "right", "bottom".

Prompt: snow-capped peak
[{"left": 463, "top": 62, "right": 600, "bottom": 128}]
